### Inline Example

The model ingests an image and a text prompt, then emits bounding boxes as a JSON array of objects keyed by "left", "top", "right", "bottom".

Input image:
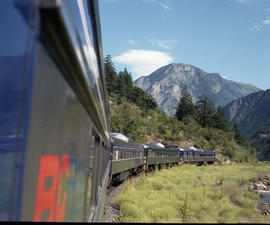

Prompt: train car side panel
[
  {"left": 0, "top": 0, "right": 39, "bottom": 221},
  {"left": 20, "top": 42, "right": 94, "bottom": 222}
]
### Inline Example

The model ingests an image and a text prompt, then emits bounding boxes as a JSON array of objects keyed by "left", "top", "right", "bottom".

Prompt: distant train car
[
  {"left": 110, "top": 133, "right": 144, "bottom": 183},
  {"left": 181, "top": 147, "right": 216, "bottom": 165},
  {"left": 145, "top": 142, "right": 181, "bottom": 170},
  {"left": 0, "top": 0, "right": 110, "bottom": 222}
]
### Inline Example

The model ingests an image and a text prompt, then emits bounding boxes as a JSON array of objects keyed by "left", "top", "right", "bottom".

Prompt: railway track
[{"left": 103, "top": 172, "right": 147, "bottom": 222}]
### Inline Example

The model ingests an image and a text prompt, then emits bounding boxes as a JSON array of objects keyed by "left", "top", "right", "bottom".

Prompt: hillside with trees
[
  {"left": 223, "top": 89, "right": 270, "bottom": 161},
  {"left": 104, "top": 55, "right": 256, "bottom": 163}
]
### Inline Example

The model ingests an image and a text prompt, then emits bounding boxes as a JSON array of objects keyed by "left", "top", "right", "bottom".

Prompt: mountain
[
  {"left": 223, "top": 89, "right": 270, "bottom": 160},
  {"left": 134, "top": 63, "right": 260, "bottom": 115}
]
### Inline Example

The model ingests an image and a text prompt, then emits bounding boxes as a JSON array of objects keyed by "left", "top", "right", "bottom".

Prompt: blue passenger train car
[
  {"left": 0, "top": 0, "right": 110, "bottom": 222},
  {"left": 110, "top": 133, "right": 144, "bottom": 183}
]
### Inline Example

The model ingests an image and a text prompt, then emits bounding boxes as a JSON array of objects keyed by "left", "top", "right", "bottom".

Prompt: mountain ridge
[
  {"left": 223, "top": 89, "right": 270, "bottom": 160},
  {"left": 134, "top": 63, "right": 260, "bottom": 115}
]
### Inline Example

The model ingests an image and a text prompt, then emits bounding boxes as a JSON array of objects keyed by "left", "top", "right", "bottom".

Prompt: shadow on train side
[{"left": 109, "top": 132, "right": 216, "bottom": 186}]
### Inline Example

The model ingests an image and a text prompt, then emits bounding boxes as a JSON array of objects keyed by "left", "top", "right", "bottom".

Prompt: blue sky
[{"left": 99, "top": 0, "right": 270, "bottom": 90}]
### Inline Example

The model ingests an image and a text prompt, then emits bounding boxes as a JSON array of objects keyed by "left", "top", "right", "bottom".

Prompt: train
[
  {"left": 110, "top": 133, "right": 216, "bottom": 185},
  {"left": 0, "top": 0, "right": 215, "bottom": 222},
  {"left": 0, "top": 0, "right": 110, "bottom": 222}
]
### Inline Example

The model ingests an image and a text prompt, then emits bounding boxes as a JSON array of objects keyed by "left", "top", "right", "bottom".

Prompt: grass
[{"left": 115, "top": 162, "right": 270, "bottom": 223}]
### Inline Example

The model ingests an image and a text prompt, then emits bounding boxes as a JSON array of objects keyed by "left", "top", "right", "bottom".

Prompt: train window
[
  {"left": 119, "top": 151, "right": 122, "bottom": 159},
  {"left": 115, "top": 151, "right": 119, "bottom": 160},
  {"left": 85, "top": 126, "right": 93, "bottom": 221},
  {"left": 89, "top": 132, "right": 101, "bottom": 220}
]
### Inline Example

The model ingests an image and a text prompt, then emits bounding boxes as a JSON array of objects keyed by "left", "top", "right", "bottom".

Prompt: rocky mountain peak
[{"left": 134, "top": 63, "right": 260, "bottom": 115}]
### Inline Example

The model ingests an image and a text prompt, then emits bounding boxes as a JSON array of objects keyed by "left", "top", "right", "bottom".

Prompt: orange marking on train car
[
  {"left": 33, "top": 155, "right": 59, "bottom": 221},
  {"left": 56, "top": 154, "right": 70, "bottom": 222}
]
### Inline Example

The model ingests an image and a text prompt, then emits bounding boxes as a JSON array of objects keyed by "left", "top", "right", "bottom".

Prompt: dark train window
[
  {"left": 120, "top": 151, "right": 123, "bottom": 159},
  {"left": 89, "top": 131, "right": 101, "bottom": 220}
]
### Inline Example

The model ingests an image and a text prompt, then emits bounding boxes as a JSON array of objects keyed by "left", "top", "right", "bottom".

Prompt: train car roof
[
  {"left": 169, "top": 147, "right": 185, "bottom": 151},
  {"left": 146, "top": 142, "right": 165, "bottom": 149},
  {"left": 184, "top": 146, "right": 197, "bottom": 151},
  {"left": 110, "top": 133, "right": 130, "bottom": 143},
  {"left": 110, "top": 132, "right": 144, "bottom": 149}
]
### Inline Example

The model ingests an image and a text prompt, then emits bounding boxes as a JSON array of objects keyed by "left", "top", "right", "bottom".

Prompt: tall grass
[{"left": 115, "top": 163, "right": 270, "bottom": 223}]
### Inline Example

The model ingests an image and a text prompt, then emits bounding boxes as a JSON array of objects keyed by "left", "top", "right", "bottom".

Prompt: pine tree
[
  {"left": 174, "top": 85, "right": 195, "bottom": 121},
  {"left": 104, "top": 55, "right": 118, "bottom": 94},
  {"left": 233, "top": 123, "right": 246, "bottom": 145},
  {"left": 119, "top": 68, "right": 133, "bottom": 98},
  {"left": 213, "top": 106, "right": 230, "bottom": 131},
  {"left": 196, "top": 94, "right": 215, "bottom": 127}
]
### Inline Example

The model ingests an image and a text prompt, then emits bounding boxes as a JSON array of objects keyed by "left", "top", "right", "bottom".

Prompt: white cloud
[
  {"left": 128, "top": 39, "right": 136, "bottom": 45},
  {"left": 250, "top": 24, "right": 263, "bottom": 31},
  {"left": 262, "top": 19, "right": 270, "bottom": 24},
  {"left": 113, "top": 49, "right": 174, "bottom": 79},
  {"left": 148, "top": 38, "right": 178, "bottom": 49},
  {"left": 266, "top": 8, "right": 270, "bottom": 12},
  {"left": 161, "top": 2, "right": 172, "bottom": 10},
  {"left": 143, "top": 0, "right": 158, "bottom": 2},
  {"left": 235, "top": 0, "right": 257, "bottom": 4},
  {"left": 104, "top": 0, "right": 119, "bottom": 2}
]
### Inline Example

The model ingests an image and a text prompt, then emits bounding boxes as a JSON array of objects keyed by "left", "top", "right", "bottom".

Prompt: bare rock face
[{"left": 134, "top": 63, "right": 259, "bottom": 115}]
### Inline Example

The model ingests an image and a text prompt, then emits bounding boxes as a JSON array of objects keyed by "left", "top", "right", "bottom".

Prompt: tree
[
  {"left": 119, "top": 68, "right": 133, "bottom": 98},
  {"left": 195, "top": 94, "right": 215, "bottom": 127},
  {"left": 213, "top": 106, "right": 230, "bottom": 131},
  {"left": 233, "top": 123, "right": 246, "bottom": 145},
  {"left": 174, "top": 85, "right": 195, "bottom": 121},
  {"left": 104, "top": 55, "right": 118, "bottom": 94}
]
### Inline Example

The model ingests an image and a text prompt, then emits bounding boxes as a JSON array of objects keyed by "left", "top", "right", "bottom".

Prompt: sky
[{"left": 99, "top": 0, "right": 270, "bottom": 90}]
